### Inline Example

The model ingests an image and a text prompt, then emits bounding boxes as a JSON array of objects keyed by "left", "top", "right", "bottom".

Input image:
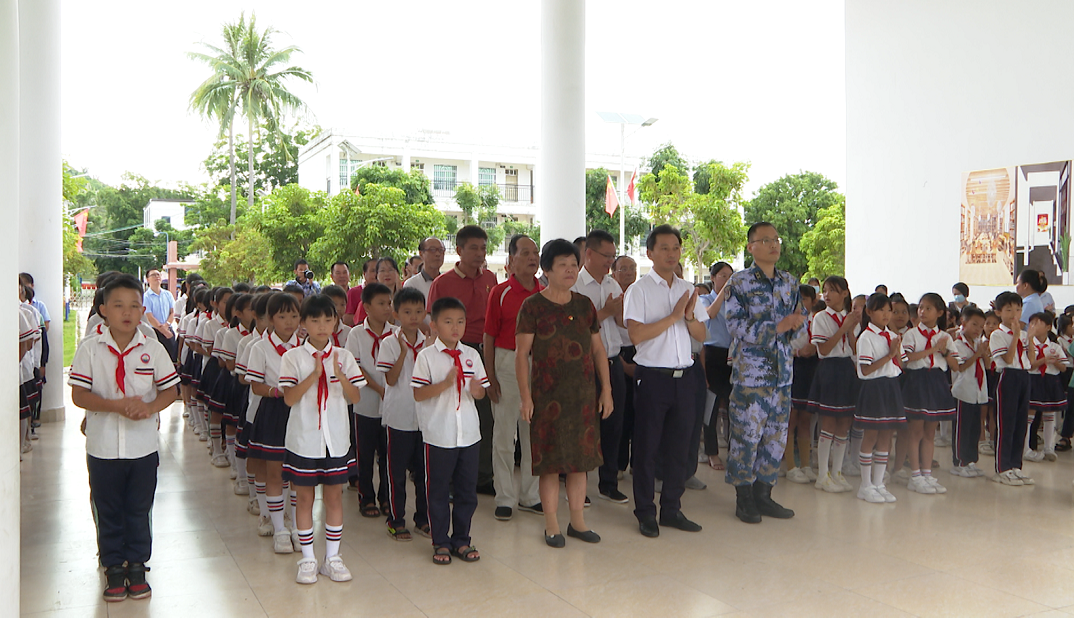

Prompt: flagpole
[{"left": 618, "top": 122, "right": 626, "bottom": 251}]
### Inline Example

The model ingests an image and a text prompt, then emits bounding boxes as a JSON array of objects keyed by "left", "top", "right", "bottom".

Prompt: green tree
[
  {"left": 309, "top": 184, "right": 446, "bottom": 269},
  {"left": 202, "top": 124, "right": 318, "bottom": 197},
  {"left": 191, "top": 220, "right": 276, "bottom": 285},
  {"left": 454, "top": 182, "right": 504, "bottom": 251},
  {"left": 351, "top": 167, "right": 435, "bottom": 205},
  {"left": 127, "top": 219, "right": 196, "bottom": 274},
  {"left": 190, "top": 13, "right": 313, "bottom": 224},
  {"left": 799, "top": 196, "right": 846, "bottom": 280},
  {"left": 640, "top": 162, "right": 748, "bottom": 278},
  {"left": 256, "top": 183, "right": 328, "bottom": 277},
  {"left": 744, "top": 171, "right": 843, "bottom": 277},
  {"left": 584, "top": 168, "right": 649, "bottom": 250},
  {"left": 646, "top": 143, "right": 690, "bottom": 181},
  {"left": 62, "top": 162, "right": 96, "bottom": 279}
]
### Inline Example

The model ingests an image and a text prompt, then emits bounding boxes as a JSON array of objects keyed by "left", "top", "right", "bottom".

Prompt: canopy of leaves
[
  {"left": 744, "top": 171, "right": 843, "bottom": 277},
  {"left": 202, "top": 125, "right": 318, "bottom": 200},
  {"left": 584, "top": 168, "right": 649, "bottom": 251},
  {"left": 351, "top": 167, "right": 435, "bottom": 206},
  {"left": 799, "top": 196, "right": 846, "bottom": 280},
  {"left": 646, "top": 143, "right": 689, "bottom": 181},
  {"left": 256, "top": 183, "right": 328, "bottom": 277},
  {"left": 62, "top": 162, "right": 96, "bottom": 279},
  {"left": 454, "top": 182, "right": 504, "bottom": 250}
]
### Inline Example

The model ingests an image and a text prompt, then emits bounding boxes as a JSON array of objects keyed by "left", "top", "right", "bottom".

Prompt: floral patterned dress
[{"left": 516, "top": 291, "right": 602, "bottom": 475}]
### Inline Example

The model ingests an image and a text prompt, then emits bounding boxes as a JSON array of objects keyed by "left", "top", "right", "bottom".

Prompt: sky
[{"left": 60, "top": 0, "right": 846, "bottom": 197}]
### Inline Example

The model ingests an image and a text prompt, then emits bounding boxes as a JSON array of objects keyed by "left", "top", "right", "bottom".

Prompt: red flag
[
  {"left": 605, "top": 175, "right": 619, "bottom": 216},
  {"left": 627, "top": 167, "right": 638, "bottom": 205},
  {"left": 73, "top": 210, "right": 89, "bottom": 253}
]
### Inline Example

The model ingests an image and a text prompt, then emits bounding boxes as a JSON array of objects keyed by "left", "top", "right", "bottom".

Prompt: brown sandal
[
  {"left": 451, "top": 545, "right": 480, "bottom": 562},
  {"left": 432, "top": 546, "right": 452, "bottom": 565},
  {"left": 361, "top": 504, "right": 381, "bottom": 518}
]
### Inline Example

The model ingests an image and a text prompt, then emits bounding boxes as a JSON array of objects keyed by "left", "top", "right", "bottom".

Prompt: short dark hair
[
  {"left": 293, "top": 258, "right": 309, "bottom": 269},
  {"left": 573, "top": 236, "right": 587, "bottom": 246},
  {"left": 508, "top": 234, "right": 531, "bottom": 256},
  {"left": 322, "top": 284, "right": 348, "bottom": 302},
  {"left": 214, "top": 287, "right": 234, "bottom": 304},
  {"left": 233, "top": 282, "right": 252, "bottom": 293},
  {"left": 612, "top": 255, "right": 634, "bottom": 271},
  {"left": 267, "top": 292, "right": 300, "bottom": 317},
  {"left": 300, "top": 294, "right": 337, "bottom": 321},
  {"left": 18, "top": 272, "right": 33, "bottom": 286},
  {"left": 362, "top": 282, "right": 392, "bottom": 305},
  {"left": 585, "top": 229, "right": 615, "bottom": 249},
  {"left": 1018, "top": 268, "right": 1046, "bottom": 293},
  {"left": 376, "top": 257, "right": 399, "bottom": 276},
  {"left": 456, "top": 225, "right": 488, "bottom": 247},
  {"left": 282, "top": 283, "right": 304, "bottom": 296},
  {"left": 407, "top": 255, "right": 422, "bottom": 266},
  {"left": 875, "top": 284, "right": 888, "bottom": 293},
  {"left": 394, "top": 287, "right": 426, "bottom": 311},
  {"left": 799, "top": 284, "right": 817, "bottom": 301},
  {"left": 101, "top": 274, "right": 143, "bottom": 305},
  {"left": 710, "top": 261, "right": 732, "bottom": 278},
  {"left": 1029, "top": 311, "right": 1051, "bottom": 326},
  {"left": 331, "top": 261, "right": 349, "bottom": 273},
  {"left": 254, "top": 285, "right": 273, "bottom": 294},
  {"left": 953, "top": 282, "right": 970, "bottom": 297},
  {"left": 540, "top": 238, "right": 581, "bottom": 272},
  {"left": 362, "top": 258, "right": 377, "bottom": 273},
  {"left": 961, "top": 306, "right": 985, "bottom": 323},
  {"left": 253, "top": 291, "right": 276, "bottom": 316},
  {"left": 984, "top": 310, "right": 999, "bottom": 322},
  {"left": 747, "top": 221, "right": 777, "bottom": 241},
  {"left": 993, "top": 291, "right": 1023, "bottom": 311},
  {"left": 646, "top": 224, "right": 682, "bottom": 251},
  {"left": 431, "top": 296, "right": 466, "bottom": 320}
]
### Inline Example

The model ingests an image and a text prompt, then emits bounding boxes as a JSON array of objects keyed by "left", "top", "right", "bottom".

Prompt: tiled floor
[{"left": 19, "top": 400, "right": 1074, "bottom": 617}]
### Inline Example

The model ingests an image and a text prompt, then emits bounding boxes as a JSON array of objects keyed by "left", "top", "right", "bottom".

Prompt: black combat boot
[
  {"left": 735, "top": 484, "right": 761, "bottom": 523},
  {"left": 752, "top": 481, "right": 794, "bottom": 519}
]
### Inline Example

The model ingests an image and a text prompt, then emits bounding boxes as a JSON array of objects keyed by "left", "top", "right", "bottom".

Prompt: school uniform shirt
[
  {"left": 201, "top": 314, "right": 230, "bottom": 359},
  {"left": 82, "top": 313, "right": 157, "bottom": 343},
  {"left": 24, "top": 302, "right": 43, "bottom": 368},
  {"left": 1060, "top": 335, "right": 1074, "bottom": 362},
  {"left": 952, "top": 332, "right": 989, "bottom": 404},
  {"left": 1031, "top": 339, "right": 1069, "bottom": 376},
  {"left": 902, "top": 324, "right": 958, "bottom": 371},
  {"left": 68, "top": 327, "right": 180, "bottom": 459},
  {"left": 623, "top": 269, "right": 708, "bottom": 369},
  {"left": 856, "top": 324, "right": 904, "bottom": 380},
  {"left": 235, "top": 329, "right": 267, "bottom": 422},
  {"left": 411, "top": 338, "right": 490, "bottom": 448},
  {"left": 810, "top": 308, "right": 856, "bottom": 359},
  {"left": 376, "top": 331, "right": 428, "bottom": 431},
  {"left": 244, "top": 331, "right": 301, "bottom": 389},
  {"left": 990, "top": 324, "right": 1032, "bottom": 371},
  {"left": 19, "top": 304, "right": 40, "bottom": 383},
  {"left": 219, "top": 325, "right": 251, "bottom": 371},
  {"left": 278, "top": 342, "right": 365, "bottom": 459},
  {"left": 331, "top": 321, "right": 352, "bottom": 349},
  {"left": 344, "top": 318, "right": 396, "bottom": 418},
  {"left": 571, "top": 268, "right": 623, "bottom": 357}
]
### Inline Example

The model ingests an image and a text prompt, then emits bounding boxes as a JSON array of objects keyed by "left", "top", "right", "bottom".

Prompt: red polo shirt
[
  {"left": 427, "top": 263, "right": 498, "bottom": 345},
  {"left": 484, "top": 275, "right": 543, "bottom": 350},
  {"left": 345, "top": 285, "right": 367, "bottom": 324}
]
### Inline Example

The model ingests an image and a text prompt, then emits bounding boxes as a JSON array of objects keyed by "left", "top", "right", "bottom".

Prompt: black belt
[{"left": 638, "top": 365, "right": 690, "bottom": 378}]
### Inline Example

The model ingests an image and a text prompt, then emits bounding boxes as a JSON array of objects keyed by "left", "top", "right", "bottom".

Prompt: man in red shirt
[
  {"left": 344, "top": 259, "right": 378, "bottom": 326},
  {"left": 427, "top": 225, "right": 499, "bottom": 494},
  {"left": 483, "top": 234, "right": 544, "bottom": 520}
]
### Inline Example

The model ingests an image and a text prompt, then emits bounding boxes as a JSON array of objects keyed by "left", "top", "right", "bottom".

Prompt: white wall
[{"left": 845, "top": 0, "right": 1074, "bottom": 308}]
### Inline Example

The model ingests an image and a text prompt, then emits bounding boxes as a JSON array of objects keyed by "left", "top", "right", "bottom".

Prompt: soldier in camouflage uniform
[{"left": 722, "top": 222, "right": 807, "bottom": 523}]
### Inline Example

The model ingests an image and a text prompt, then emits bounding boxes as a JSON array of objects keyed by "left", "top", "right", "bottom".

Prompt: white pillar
[
  {"left": 470, "top": 155, "right": 480, "bottom": 186},
  {"left": 0, "top": 0, "right": 21, "bottom": 612},
  {"left": 538, "top": 0, "right": 586, "bottom": 246},
  {"left": 19, "top": 0, "right": 62, "bottom": 421}
]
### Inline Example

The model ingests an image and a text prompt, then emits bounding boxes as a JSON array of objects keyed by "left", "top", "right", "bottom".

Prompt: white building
[{"left": 143, "top": 198, "right": 194, "bottom": 231}]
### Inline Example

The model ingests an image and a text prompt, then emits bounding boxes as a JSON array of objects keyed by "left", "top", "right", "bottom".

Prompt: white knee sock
[
  {"left": 209, "top": 424, "right": 223, "bottom": 457},
  {"left": 817, "top": 430, "right": 834, "bottom": 477},
  {"left": 255, "top": 482, "right": 267, "bottom": 515},
  {"left": 325, "top": 524, "right": 342, "bottom": 558},
  {"left": 1044, "top": 413, "right": 1057, "bottom": 452},
  {"left": 848, "top": 429, "right": 864, "bottom": 466},
  {"left": 298, "top": 528, "right": 315, "bottom": 560},
  {"left": 831, "top": 434, "right": 849, "bottom": 475},
  {"left": 873, "top": 451, "right": 889, "bottom": 487},
  {"left": 267, "top": 494, "right": 285, "bottom": 533},
  {"left": 858, "top": 452, "right": 873, "bottom": 489}
]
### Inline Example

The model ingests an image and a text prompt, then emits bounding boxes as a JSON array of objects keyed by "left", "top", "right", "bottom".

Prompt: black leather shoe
[
  {"left": 567, "top": 523, "right": 601, "bottom": 543},
  {"left": 736, "top": 485, "right": 762, "bottom": 523},
  {"left": 658, "top": 511, "right": 702, "bottom": 532},
  {"left": 476, "top": 483, "right": 496, "bottom": 496},
  {"left": 545, "top": 532, "right": 565, "bottom": 548},
  {"left": 752, "top": 481, "right": 794, "bottom": 519},
  {"left": 638, "top": 517, "right": 660, "bottom": 538}
]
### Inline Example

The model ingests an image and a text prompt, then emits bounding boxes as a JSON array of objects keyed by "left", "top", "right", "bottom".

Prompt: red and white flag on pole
[
  {"left": 627, "top": 167, "right": 638, "bottom": 205},
  {"left": 605, "top": 175, "right": 619, "bottom": 216},
  {"left": 73, "top": 209, "right": 89, "bottom": 253}
]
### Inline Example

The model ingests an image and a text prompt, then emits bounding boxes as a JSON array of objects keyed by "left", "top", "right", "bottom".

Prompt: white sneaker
[
  {"left": 804, "top": 467, "right": 818, "bottom": 482},
  {"left": 292, "top": 528, "right": 302, "bottom": 552},
  {"left": 1044, "top": 449, "right": 1057, "bottom": 462},
  {"left": 923, "top": 475, "right": 946, "bottom": 493},
  {"left": 907, "top": 476, "right": 937, "bottom": 494},
  {"left": 318, "top": 555, "right": 353, "bottom": 582},
  {"left": 833, "top": 472, "right": 853, "bottom": 492},
  {"left": 857, "top": 485, "right": 886, "bottom": 503},
  {"left": 198, "top": 432, "right": 208, "bottom": 442},
  {"left": 234, "top": 480, "right": 249, "bottom": 495},
  {"left": 284, "top": 512, "right": 294, "bottom": 531},
  {"left": 1024, "top": 449, "right": 1045, "bottom": 463},
  {"left": 979, "top": 441, "right": 995, "bottom": 455},
  {"left": 934, "top": 436, "right": 951, "bottom": 447},
  {"left": 992, "top": 470, "right": 1023, "bottom": 486},
  {"left": 295, "top": 557, "right": 318, "bottom": 584},
  {"left": 257, "top": 516, "right": 274, "bottom": 537},
  {"left": 229, "top": 468, "right": 238, "bottom": 480},
  {"left": 248, "top": 498, "right": 260, "bottom": 516},
  {"left": 949, "top": 466, "right": 975, "bottom": 478},
  {"left": 892, "top": 468, "right": 911, "bottom": 486},
  {"left": 842, "top": 458, "right": 861, "bottom": 477},
  {"left": 786, "top": 467, "right": 812, "bottom": 484},
  {"left": 274, "top": 530, "right": 294, "bottom": 554},
  {"left": 815, "top": 473, "right": 843, "bottom": 493},
  {"left": 20, "top": 442, "right": 32, "bottom": 454},
  {"left": 212, "top": 454, "right": 229, "bottom": 468},
  {"left": 1012, "top": 469, "right": 1036, "bottom": 485},
  {"left": 875, "top": 485, "right": 897, "bottom": 502},
  {"left": 966, "top": 462, "right": 986, "bottom": 477}
]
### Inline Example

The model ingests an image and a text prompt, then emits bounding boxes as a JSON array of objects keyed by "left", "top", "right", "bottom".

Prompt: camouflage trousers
[{"left": 725, "top": 384, "right": 791, "bottom": 487}]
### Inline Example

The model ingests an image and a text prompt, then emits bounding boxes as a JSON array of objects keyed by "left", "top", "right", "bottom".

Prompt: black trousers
[
  {"left": 154, "top": 328, "right": 178, "bottom": 363},
  {"left": 353, "top": 414, "right": 388, "bottom": 506},
  {"left": 632, "top": 365, "right": 699, "bottom": 521},
  {"left": 88, "top": 452, "right": 158, "bottom": 568},
  {"left": 953, "top": 401, "right": 981, "bottom": 466},
  {"left": 618, "top": 346, "right": 637, "bottom": 471},
  {"left": 597, "top": 356, "right": 627, "bottom": 494},
  {"left": 655, "top": 362, "right": 706, "bottom": 481},
  {"left": 461, "top": 341, "right": 495, "bottom": 487},
  {"left": 1062, "top": 385, "right": 1074, "bottom": 439},
  {"left": 385, "top": 427, "right": 428, "bottom": 530},
  {"left": 425, "top": 442, "right": 478, "bottom": 549},
  {"left": 996, "top": 369, "right": 1030, "bottom": 473},
  {"left": 702, "top": 346, "right": 732, "bottom": 457}
]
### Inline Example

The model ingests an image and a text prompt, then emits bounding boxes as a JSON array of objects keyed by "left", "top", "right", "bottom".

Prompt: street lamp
[{"left": 597, "top": 112, "right": 659, "bottom": 250}]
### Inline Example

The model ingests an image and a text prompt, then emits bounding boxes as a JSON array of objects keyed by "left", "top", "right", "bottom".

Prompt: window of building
[
  {"left": 161, "top": 216, "right": 171, "bottom": 225},
  {"left": 479, "top": 167, "right": 497, "bottom": 186},
  {"left": 433, "top": 164, "right": 457, "bottom": 191}
]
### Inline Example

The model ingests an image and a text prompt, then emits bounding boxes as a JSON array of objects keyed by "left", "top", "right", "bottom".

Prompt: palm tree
[{"left": 189, "top": 13, "right": 312, "bottom": 228}]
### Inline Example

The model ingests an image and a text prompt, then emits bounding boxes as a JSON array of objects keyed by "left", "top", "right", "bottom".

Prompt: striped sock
[
  {"left": 922, "top": 468, "right": 932, "bottom": 477},
  {"left": 1044, "top": 414, "right": 1057, "bottom": 452},
  {"left": 873, "top": 451, "right": 889, "bottom": 487},
  {"left": 849, "top": 428, "right": 864, "bottom": 467},
  {"left": 325, "top": 524, "right": 343, "bottom": 558},
  {"left": 818, "top": 431, "right": 834, "bottom": 478},
  {"left": 831, "top": 434, "right": 849, "bottom": 476},
  {"left": 298, "top": 527, "right": 315, "bottom": 560},
  {"left": 210, "top": 424, "right": 223, "bottom": 457},
  {"left": 267, "top": 495, "right": 285, "bottom": 533},
  {"left": 911, "top": 469, "right": 922, "bottom": 478},
  {"left": 858, "top": 452, "right": 873, "bottom": 489},
  {"left": 255, "top": 482, "right": 267, "bottom": 516},
  {"left": 290, "top": 490, "right": 297, "bottom": 523},
  {"left": 247, "top": 474, "right": 256, "bottom": 497}
]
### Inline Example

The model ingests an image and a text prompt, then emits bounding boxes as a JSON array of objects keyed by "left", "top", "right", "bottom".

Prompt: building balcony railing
[{"left": 431, "top": 181, "right": 533, "bottom": 203}]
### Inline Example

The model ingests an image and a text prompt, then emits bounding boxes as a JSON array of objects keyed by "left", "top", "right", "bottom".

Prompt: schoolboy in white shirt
[
  {"left": 989, "top": 292, "right": 1037, "bottom": 485},
  {"left": 412, "top": 297, "right": 489, "bottom": 565},
  {"left": 950, "top": 306, "right": 990, "bottom": 478},
  {"left": 69, "top": 274, "right": 180, "bottom": 603}
]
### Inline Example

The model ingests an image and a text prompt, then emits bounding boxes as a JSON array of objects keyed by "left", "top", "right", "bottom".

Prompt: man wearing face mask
[{"left": 949, "top": 282, "right": 975, "bottom": 315}]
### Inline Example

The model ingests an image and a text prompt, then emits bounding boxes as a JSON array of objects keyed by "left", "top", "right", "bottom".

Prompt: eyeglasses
[
  {"left": 751, "top": 237, "right": 783, "bottom": 247},
  {"left": 589, "top": 248, "right": 616, "bottom": 261},
  {"left": 423, "top": 247, "right": 445, "bottom": 254}
]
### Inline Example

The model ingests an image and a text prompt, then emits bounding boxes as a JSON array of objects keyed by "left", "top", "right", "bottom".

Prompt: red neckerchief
[
  {"left": 106, "top": 339, "right": 143, "bottom": 395},
  {"left": 876, "top": 325, "right": 901, "bottom": 369},
  {"left": 442, "top": 347, "right": 465, "bottom": 409},
  {"left": 402, "top": 333, "right": 423, "bottom": 361},
  {"left": 365, "top": 324, "right": 392, "bottom": 360},
  {"left": 331, "top": 325, "right": 345, "bottom": 347},
  {"left": 918, "top": 325, "right": 938, "bottom": 368},
  {"left": 1036, "top": 341, "right": 1048, "bottom": 376},
  {"left": 828, "top": 309, "right": 848, "bottom": 350},
  {"left": 238, "top": 325, "right": 250, "bottom": 337},
  {"left": 269, "top": 332, "right": 296, "bottom": 357},
  {"left": 312, "top": 347, "right": 331, "bottom": 428},
  {"left": 1002, "top": 325, "right": 1026, "bottom": 369},
  {"left": 95, "top": 323, "right": 104, "bottom": 336},
  {"left": 960, "top": 333, "right": 985, "bottom": 388}
]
